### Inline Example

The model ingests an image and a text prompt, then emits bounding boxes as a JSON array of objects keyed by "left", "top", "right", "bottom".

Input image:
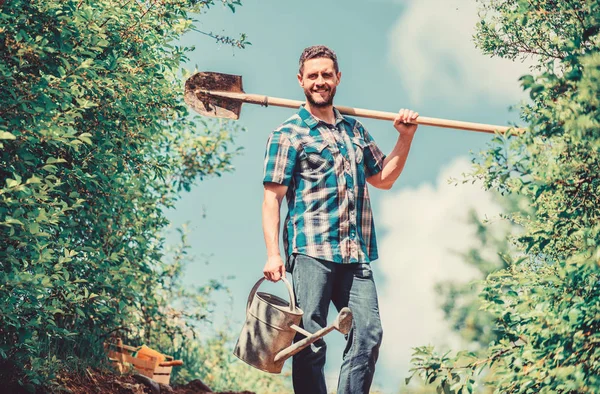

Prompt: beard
[{"left": 304, "top": 86, "right": 336, "bottom": 107}]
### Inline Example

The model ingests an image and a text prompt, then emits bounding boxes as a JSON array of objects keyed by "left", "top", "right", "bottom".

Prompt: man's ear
[
  {"left": 297, "top": 73, "right": 304, "bottom": 87},
  {"left": 336, "top": 71, "right": 342, "bottom": 86}
]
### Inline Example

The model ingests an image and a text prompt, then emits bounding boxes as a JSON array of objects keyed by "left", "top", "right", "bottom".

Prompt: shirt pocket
[
  {"left": 302, "top": 140, "right": 333, "bottom": 171},
  {"left": 351, "top": 137, "right": 369, "bottom": 164}
]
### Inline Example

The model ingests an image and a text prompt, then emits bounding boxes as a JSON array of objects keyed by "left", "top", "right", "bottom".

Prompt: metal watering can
[{"left": 233, "top": 277, "right": 353, "bottom": 373}]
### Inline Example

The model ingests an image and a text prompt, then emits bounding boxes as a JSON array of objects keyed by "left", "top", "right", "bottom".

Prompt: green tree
[
  {"left": 436, "top": 207, "right": 511, "bottom": 349},
  {"left": 407, "top": 1, "right": 600, "bottom": 392},
  {"left": 435, "top": 195, "right": 534, "bottom": 350},
  {"left": 0, "top": 0, "right": 254, "bottom": 391}
]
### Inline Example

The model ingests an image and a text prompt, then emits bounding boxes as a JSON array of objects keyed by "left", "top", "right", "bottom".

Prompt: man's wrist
[{"left": 398, "top": 132, "right": 415, "bottom": 143}]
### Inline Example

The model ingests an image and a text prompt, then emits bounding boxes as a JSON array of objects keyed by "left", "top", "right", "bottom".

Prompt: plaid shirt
[{"left": 263, "top": 105, "right": 386, "bottom": 264}]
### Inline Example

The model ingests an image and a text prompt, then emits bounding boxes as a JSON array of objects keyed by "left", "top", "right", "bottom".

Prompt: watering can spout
[{"left": 274, "top": 307, "right": 353, "bottom": 363}]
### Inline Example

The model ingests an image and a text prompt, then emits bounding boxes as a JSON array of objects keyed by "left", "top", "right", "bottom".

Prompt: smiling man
[{"left": 261, "top": 45, "right": 418, "bottom": 394}]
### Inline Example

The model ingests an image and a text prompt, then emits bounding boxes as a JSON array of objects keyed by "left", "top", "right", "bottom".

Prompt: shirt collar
[{"left": 298, "top": 104, "right": 348, "bottom": 129}]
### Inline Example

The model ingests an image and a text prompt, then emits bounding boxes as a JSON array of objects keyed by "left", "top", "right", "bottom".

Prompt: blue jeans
[{"left": 286, "top": 253, "right": 383, "bottom": 394}]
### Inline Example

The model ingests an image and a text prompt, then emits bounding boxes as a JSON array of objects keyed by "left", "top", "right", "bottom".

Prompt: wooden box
[{"left": 105, "top": 339, "right": 182, "bottom": 385}]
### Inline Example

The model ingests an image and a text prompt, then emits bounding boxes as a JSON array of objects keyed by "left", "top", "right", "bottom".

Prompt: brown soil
[
  {"left": 9, "top": 369, "right": 257, "bottom": 394},
  {"left": 171, "top": 378, "right": 256, "bottom": 394}
]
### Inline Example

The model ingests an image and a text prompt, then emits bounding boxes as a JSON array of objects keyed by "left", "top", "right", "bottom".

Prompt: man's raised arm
[{"left": 367, "top": 109, "right": 419, "bottom": 190}]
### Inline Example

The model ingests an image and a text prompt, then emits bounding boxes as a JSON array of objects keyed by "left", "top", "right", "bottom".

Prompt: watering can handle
[{"left": 246, "top": 277, "right": 296, "bottom": 312}]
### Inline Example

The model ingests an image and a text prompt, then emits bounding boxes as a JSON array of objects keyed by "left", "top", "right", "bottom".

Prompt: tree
[
  {"left": 437, "top": 206, "right": 513, "bottom": 350},
  {"left": 0, "top": 0, "right": 252, "bottom": 390},
  {"left": 407, "top": 1, "right": 600, "bottom": 392}
]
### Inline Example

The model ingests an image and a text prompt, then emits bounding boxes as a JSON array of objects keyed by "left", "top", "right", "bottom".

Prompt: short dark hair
[{"left": 298, "top": 45, "right": 339, "bottom": 75}]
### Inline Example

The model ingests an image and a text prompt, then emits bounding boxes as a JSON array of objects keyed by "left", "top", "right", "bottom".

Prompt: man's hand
[
  {"left": 393, "top": 108, "right": 419, "bottom": 138},
  {"left": 263, "top": 255, "right": 286, "bottom": 282}
]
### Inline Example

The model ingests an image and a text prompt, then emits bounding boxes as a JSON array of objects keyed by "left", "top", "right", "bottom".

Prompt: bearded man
[{"left": 261, "top": 45, "right": 418, "bottom": 394}]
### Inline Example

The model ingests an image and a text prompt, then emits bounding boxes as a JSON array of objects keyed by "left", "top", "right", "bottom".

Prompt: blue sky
[{"left": 168, "top": 0, "right": 528, "bottom": 392}]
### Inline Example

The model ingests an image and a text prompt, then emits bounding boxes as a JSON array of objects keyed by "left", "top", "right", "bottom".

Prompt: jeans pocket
[
  {"left": 285, "top": 254, "right": 296, "bottom": 273},
  {"left": 355, "top": 263, "right": 373, "bottom": 279}
]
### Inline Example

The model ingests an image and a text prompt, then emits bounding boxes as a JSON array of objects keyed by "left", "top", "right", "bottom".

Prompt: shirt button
[{"left": 350, "top": 230, "right": 356, "bottom": 237}]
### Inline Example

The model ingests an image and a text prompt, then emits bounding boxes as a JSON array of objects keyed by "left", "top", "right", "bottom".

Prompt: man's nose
[{"left": 315, "top": 75, "right": 325, "bottom": 85}]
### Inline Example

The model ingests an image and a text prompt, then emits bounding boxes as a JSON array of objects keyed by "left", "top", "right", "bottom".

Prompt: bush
[{"left": 0, "top": 0, "right": 246, "bottom": 390}]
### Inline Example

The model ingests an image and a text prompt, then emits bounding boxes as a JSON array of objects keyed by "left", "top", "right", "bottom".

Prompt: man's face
[{"left": 297, "top": 58, "right": 341, "bottom": 108}]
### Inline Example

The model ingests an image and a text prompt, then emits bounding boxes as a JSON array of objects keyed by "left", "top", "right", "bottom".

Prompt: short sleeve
[
  {"left": 357, "top": 121, "right": 386, "bottom": 177},
  {"left": 263, "top": 131, "right": 297, "bottom": 186}
]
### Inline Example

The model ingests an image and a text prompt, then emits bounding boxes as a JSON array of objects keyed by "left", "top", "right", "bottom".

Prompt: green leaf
[
  {"left": 6, "top": 178, "right": 20, "bottom": 188},
  {"left": 78, "top": 132, "right": 93, "bottom": 145},
  {"left": 41, "top": 164, "right": 57, "bottom": 173},
  {"left": 25, "top": 176, "right": 42, "bottom": 184},
  {"left": 4, "top": 217, "right": 23, "bottom": 226},
  {"left": 46, "top": 157, "right": 67, "bottom": 165},
  {"left": 29, "top": 222, "right": 40, "bottom": 234}
]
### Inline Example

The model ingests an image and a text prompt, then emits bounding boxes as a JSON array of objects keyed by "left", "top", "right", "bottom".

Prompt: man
[{"left": 261, "top": 45, "right": 418, "bottom": 394}]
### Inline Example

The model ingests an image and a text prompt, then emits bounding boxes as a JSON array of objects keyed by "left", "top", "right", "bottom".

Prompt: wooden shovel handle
[
  {"left": 335, "top": 104, "right": 513, "bottom": 134},
  {"left": 266, "top": 96, "right": 517, "bottom": 134},
  {"left": 159, "top": 360, "right": 183, "bottom": 367},
  {"left": 198, "top": 90, "right": 522, "bottom": 134}
]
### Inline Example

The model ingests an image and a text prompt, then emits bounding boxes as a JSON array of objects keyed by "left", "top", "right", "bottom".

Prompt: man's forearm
[
  {"left": 262, "top": 195, "right": 282, "bottom": 257},
  {"left": 374, "top": 134, "right": 415, "bottom": 189}
]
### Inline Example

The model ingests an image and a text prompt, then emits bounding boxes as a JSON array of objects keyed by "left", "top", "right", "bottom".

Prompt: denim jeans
[{"left": 286, "top": 253, "right": 383, "bottom": 394}]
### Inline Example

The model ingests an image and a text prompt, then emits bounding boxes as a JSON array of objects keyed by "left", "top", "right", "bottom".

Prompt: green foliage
[
  {"left": 408, "top": 1, "right": 600, "bottom": 393},
  {"left": 0, "top": 0, "right": 247, "bottom": 390},
  {"left": 436, "top": 206, "right": 513, "bottom": 349},
  {"left": 173, "top": 332, "right": 290, "bottom": 392},
  {"left": 141, "top": 225, "right": 290, "bottom": 393}
]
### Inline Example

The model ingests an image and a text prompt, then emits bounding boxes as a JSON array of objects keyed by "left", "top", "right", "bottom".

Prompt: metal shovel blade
[{"left": 184, "top": 72, "right": 244, "bottom": 119}]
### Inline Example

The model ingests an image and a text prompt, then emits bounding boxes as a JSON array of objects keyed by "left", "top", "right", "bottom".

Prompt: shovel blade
[{"left": 184, "top": 72, "right": 244, "bottom": 119}]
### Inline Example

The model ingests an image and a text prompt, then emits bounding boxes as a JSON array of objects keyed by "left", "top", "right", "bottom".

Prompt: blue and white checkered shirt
[{"left": 263, "top": 105, "right": 386, "bottom": 264}]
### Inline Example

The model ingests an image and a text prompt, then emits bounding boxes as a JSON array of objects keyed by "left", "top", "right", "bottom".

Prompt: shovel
[{"left": 184, "top": 71, "right": 522, "bottom": 134}]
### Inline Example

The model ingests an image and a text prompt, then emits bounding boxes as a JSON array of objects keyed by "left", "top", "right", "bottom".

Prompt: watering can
[{"left": 233, "top": 277, "right": 353, "bottom": 374}]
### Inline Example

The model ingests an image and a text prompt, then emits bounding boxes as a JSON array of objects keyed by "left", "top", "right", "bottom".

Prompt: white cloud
[
  {"left": 388, "top": 0, "right": 530, "bottom": 105},
  {"left": 377, "top": 157, "right": 505, "bottom": 379}
]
